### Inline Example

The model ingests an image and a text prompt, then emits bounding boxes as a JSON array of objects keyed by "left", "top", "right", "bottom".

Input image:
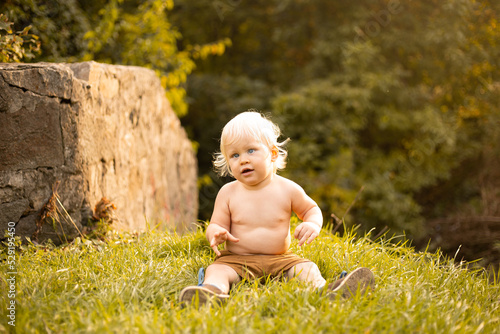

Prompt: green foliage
[
  {"left": 1, "top": 228, "right": 498, "bottom": 332},
  {"left": 0, "top": 0, "right": 90, "bottom": 62},
  {"left": 82, "top": 0, "right": 230, "bottom": 116},
  {"left": 0, "top": 13, "right": 40, "bottom": 62}
]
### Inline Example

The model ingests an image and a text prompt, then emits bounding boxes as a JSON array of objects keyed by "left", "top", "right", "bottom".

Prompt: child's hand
[
  {"left": 210, "top": 230, "right": 239, "bottom": 256},
  {"left": 294, "top": 222, "right": 321, "bottom": 246}
]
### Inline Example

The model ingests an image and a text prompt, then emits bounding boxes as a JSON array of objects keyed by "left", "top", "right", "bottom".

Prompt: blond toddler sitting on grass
[{"left": 180, "top": 111, "right": 374, "bottom": 305}]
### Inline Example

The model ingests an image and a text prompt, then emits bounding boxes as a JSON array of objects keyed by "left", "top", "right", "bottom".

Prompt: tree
[
  {"left": 1, "top": 0, "right": 90, "bottom": 62},
  {"left": 82, "top": 0, "right": 230, "bottom": 116},
  {"left": 0, "top": 13, "right": 40, "bottom": 62}
]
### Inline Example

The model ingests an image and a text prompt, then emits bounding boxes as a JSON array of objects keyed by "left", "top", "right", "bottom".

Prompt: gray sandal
[
  {"left": 179, "top": 284, "right": 229, "bottom": 306},
  {"left": 326, "top": 267, "right": 375, "bottom": 299}
]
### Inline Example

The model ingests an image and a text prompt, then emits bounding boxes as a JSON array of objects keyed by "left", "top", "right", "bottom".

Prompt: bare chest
[{"left": 229, "top": 188, "right": 291, "bottom": 227}]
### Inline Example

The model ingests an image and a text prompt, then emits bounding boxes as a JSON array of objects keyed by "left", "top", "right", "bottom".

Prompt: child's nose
[{"left": 240, "top": 154, "right": 249, "bottom": 164}]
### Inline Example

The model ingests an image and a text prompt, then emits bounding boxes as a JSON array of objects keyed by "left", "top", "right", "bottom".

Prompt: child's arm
[
  {"left": 207, "top": 184, "right": 239, "bottom": 256},
  {"left": 290, "top": 182, "right": 323, "bottom": 246}
]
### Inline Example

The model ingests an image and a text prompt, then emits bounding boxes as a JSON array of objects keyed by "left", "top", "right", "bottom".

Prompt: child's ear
[{"left": 271, "top": 146, "right": 279, "bottom": 161}]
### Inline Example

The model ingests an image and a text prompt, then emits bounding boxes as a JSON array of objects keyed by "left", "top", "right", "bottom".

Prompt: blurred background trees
[{"left": 1, "top": 0, "right": 499, "bottom": 268}]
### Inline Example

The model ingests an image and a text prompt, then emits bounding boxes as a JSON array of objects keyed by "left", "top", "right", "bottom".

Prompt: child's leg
[
  {"left": 203, "top": 263, "right": 241, "bottom": 294},
  {"left": 286, "top": 262, "right": 326, "bottom": 289}
]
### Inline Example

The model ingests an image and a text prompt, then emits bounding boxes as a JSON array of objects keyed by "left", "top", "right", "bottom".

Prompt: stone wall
[{"left": 0, "top": 62, "right": 198, "bottom": 243}]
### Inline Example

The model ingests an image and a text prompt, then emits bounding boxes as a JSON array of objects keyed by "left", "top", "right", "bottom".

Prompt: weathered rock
[{"left": 0, "top": 62, "right": 198, "bottom": 244}]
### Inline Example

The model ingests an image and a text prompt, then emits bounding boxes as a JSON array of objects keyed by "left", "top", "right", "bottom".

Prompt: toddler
[{"left": 180, "top": 111, "right": 374, "bottom": 305}]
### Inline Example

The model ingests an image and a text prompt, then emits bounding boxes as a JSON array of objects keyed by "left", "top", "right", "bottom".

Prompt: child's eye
[
  {"left": 248, "top": 149, "right": 255, "bottom": 154},
  {"left": 231, "top": 153, "right": 239, "bottom": 158}
]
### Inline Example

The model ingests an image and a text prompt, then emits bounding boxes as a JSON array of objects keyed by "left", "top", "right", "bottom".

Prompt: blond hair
[{"left": 213, "top": 111, "right": 289, "bottom": 177}]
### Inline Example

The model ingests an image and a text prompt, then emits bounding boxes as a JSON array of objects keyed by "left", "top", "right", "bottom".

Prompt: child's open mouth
[{"left": 241, "top": 168, "right": 253, "bottom": 175}]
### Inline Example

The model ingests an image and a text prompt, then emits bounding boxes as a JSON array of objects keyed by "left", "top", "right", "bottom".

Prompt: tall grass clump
[{"left": 1, "top": 222, "right": 499, "bottom": 333}]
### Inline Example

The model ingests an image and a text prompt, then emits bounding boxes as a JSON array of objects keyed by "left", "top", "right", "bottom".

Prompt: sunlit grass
[{"left": 1, "top": 223, "right": 499, "bottom": 333}]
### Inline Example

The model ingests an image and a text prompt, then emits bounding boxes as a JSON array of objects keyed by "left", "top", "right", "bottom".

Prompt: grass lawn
[{"left": 1, "top": 222, "right": 499, "bottom": 333}]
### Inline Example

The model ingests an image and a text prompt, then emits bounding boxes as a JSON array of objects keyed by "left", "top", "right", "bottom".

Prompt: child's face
[{"left": 225, "top": 136, "right": 278, "bottom": 187}]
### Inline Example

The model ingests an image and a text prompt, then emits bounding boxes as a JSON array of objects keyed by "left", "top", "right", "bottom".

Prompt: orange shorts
[{"left": 212, "top": 250, "right": 311, "bottom": 281}]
